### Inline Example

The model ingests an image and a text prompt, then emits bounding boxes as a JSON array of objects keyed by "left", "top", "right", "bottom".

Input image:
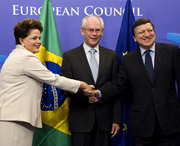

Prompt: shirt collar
[
  {"left": 83, "top": 43, "right": 99, "bottom": 54},
  {"left": 140, "top": 43, "right": 155, "bottom": 56}
]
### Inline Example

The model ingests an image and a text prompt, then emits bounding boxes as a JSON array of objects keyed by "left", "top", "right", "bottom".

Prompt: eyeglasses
[{"left": 84, "top": 28, "right": 103, "bottom": 34}]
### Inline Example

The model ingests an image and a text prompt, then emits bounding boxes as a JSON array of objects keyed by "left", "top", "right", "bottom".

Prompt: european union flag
[{"left": 112, "top": 0, "right": 138, "bottom": 146}]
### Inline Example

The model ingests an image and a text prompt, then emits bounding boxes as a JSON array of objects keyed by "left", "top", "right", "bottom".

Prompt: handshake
[{"left": 80, "top": 81, "right": 101, "bottom": 104}]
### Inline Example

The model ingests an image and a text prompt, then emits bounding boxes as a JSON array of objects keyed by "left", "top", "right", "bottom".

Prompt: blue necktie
[
  {"left": 145, "top": 50, "right": 153, "bottom": 82},
  {"left": 89, "top": 49, "right": 98, "bottom": 82}
]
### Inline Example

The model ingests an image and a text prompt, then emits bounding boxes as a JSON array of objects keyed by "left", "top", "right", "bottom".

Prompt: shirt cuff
[{"left": 97, "top": 90, "right": 102, "bottom": 102}]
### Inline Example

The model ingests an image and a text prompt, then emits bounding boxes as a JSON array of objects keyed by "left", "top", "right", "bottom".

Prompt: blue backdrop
[
  {"left": 0, "top": 0, "right": 180, "bottom": 58},
  {"left": 0, "top": 0, "right": 180, "bottom": 145}
]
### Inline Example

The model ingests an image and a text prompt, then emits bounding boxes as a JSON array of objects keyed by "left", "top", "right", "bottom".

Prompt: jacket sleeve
[{"left": 23, "top": 54, "right": 80, "bottom": 94}]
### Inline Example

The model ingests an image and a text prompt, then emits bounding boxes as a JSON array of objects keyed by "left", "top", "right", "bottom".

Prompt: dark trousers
[
  {"left": 133, "top": 133, "right": 178, "bottom": 146},
  {"left": 133, "top": 118, "right": 178, "bottom": 146},
  {"left": 71, "top": 120, "right": 111, "bottom": 146}
]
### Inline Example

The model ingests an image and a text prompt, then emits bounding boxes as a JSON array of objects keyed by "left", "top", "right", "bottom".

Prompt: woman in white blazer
[{"left": 0, "top": 18, "right": 92, "bottom": 146}]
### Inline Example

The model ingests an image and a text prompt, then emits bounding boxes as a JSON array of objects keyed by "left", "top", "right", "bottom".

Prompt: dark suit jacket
[
  {"left": 100, "top": 43, "right": 180, "bottom": 137},
  {"left": 61, "top": 44, "right": 121, "bottom": 133}
]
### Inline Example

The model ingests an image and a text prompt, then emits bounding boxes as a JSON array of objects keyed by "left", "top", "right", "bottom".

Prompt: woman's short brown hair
[{"left": 14, "top": 18, "right": 43, "bottom": 45}]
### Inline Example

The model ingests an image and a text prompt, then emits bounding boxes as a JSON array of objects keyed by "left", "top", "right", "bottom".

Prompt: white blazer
[{"left": 0, "top": 45, "right": 80, "bottom": 128}]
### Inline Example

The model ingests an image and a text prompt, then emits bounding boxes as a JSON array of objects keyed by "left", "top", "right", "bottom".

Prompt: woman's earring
[{"left": 22, "top": 44, "right": 25, "bottom": 47}]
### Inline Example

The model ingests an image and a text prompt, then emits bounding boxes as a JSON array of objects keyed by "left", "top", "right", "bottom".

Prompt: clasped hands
[{"left": 82, "top": 83, "right": 100, "bottom": 104}]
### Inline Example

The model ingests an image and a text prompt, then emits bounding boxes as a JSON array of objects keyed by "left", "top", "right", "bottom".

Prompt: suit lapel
[
  {"left": 133, "top": 48, "right": 153, "bottom": 84},
  {"left": 97, "top": 46, "right": 107, "bottom": 83},
  {"left": 153, "top": 43, "right": 166, "bottom": 83},
  {"left": 76, "top": 45, "right": 107, "bottom": 84},
  {"left": 133, "top": 43, "right": 166, "bottom": 84},
  {"left": 76, "top": 45, "right": 95, "bottom": 83}
]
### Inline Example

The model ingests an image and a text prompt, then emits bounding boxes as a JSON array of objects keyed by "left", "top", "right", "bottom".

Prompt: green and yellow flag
[{"left": 32, "top": 0, "right": 72, "bottom": 145}]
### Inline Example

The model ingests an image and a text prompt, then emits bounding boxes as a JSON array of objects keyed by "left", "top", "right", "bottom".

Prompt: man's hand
[
  {"left": 82, "top": 84, "right": 95, "bottom": 96},
  {"left": 88, "top": 90, "right": 101, "bottom": 104},
  {"left": 111, "top": 123, "right": 120, "bottom": 138},
  {"left": 83, "top": 88, "right": 101, "bottom": 104},
  {"left": 92, "top": 90, "right": 99, "bottom": 97},
  {"left": 88, "top": 96, "right": 99, "bottom": 104}
]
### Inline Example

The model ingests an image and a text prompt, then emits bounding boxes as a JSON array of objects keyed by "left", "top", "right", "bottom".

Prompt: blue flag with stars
[{"left": 112, "top": 0, "right": 138, "bottom": 146}]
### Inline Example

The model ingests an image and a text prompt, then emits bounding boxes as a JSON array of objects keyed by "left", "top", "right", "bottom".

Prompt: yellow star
[
  {"left": 123, "top": 51, "right": 128, "bottom": 56},
  {"left": 122, "top": 123, "right": 127, "bottom": 132}
]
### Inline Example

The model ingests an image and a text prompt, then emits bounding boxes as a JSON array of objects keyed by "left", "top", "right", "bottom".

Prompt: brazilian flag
[{"left": 32, "top": 0, "right": 72, "bottom": 145}]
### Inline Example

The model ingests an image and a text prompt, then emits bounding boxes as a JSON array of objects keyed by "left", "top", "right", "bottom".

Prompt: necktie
[
  {"left": 89, "top": 49, "right": 98, "bottom": 82},
  {"left": 145, "top": 50, "right": 153, "bottom": 82}
]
